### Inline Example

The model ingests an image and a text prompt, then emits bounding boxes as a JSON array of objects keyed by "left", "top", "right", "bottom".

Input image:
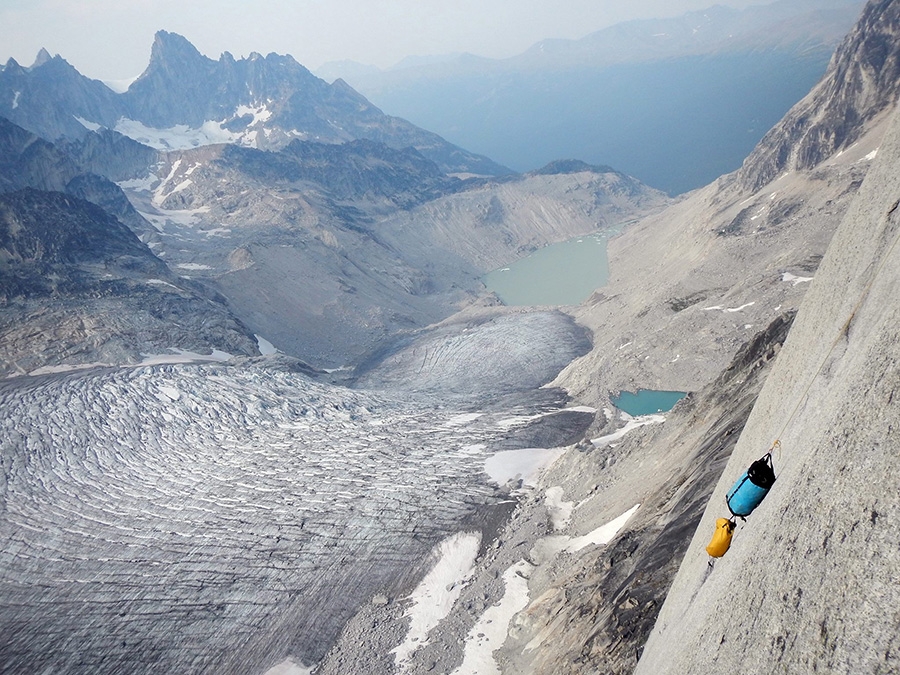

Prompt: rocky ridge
[
  {"left": 551, "top": 0, "right": 900, "bottom": 415},
  {"left": 0, "top": 31, "right": 508, "bottom": 176},
  {"left": 738, "top": 0, "right": 900, "bottom": 191},
  {"left": 112, "top": 139, "right": 667, "bottom": 368},
  {"left": 0, "top": 117, "right": 261, "bottom": 377},
  {"left": 0, "top": 187, "right": 258, "bottom": 376}
]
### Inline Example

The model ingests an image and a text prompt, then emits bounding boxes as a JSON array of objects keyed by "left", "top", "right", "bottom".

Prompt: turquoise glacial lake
[
  {"left": 483, "top": 234, "right": 609, "bottom": 306},
  {"left": 612, "top": 389, "right": 688, "bottom": 416}
]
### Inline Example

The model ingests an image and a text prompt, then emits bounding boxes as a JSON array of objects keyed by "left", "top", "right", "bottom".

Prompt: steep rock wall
[{"left": 636, "top": 98, "right": 900, "bottom": 675}]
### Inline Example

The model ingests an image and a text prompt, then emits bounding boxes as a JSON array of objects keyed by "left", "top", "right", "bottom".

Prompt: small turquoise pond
[
  {"left": 612, "top": 389, "right": 687, "bottom": 416},
  {"left": 483, "top": 233, "right": 609, "bottom": 306}
]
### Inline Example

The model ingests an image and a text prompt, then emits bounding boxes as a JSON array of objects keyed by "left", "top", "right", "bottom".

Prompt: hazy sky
[{"left": 1, "top": 0, "right": 761, "bottom": 82}]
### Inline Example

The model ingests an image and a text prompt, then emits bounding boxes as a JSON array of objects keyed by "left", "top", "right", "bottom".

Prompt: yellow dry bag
[{"left": 706, "top": 517, "right": 736, "bottom": 558}]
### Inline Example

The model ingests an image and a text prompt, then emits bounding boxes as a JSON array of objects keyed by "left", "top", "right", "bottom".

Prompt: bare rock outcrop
[{"left": 738, "top": 0, "right": 900, "bottom": 191}]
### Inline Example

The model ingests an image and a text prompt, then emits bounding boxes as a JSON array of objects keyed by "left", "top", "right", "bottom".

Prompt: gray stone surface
[{"left": 636, "top": 88, "right": 900, "bottom": 675}]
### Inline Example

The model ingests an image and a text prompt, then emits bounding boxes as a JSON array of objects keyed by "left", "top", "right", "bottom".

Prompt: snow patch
[
  {"left": 170, "top": 178, "right": 193, "bottom": 195},
  {"left": 545, "top": 486, "right": 574, "bottom": 530},
  {"left": 703, "top": 301, "right": 756, "bottom": 313},
  {"left": 139, "top": 206, "right": 210, "bottom": 229},
  {"left": 484, "top": 447, "right": 565, "bottom": 487},
  {"left": 75, "top": 116, "right": 102, "bottom": 131},
  {"left": 115, "top": 118, "right": 239, "bottom": 151},
  {"left": 393, "top": 532, "right": 481, "bottom": 670},
  {"left": 175, "top": 263, "right": 212, "bottom": 271},
  {"left": 118, "top": 174, "right": 157, "bottom": 192},
  {"left": 236, "top": 103, "right": 274, "bottom": 125},
  {"left": 256, "top": 335, "right": 279, "bottom": 356},
  {"left": 103, "top": 77, "right": 138, "bottom": 93},
  {"left": 146, "top": 279, "right": 179, "bottom": 289},
  {"left": 591, "top": 413, "right": 665, "bottom": 448},
  {"left": 531, "top": 503, "right": 641, "bottom": 564},
  {"left": 864, "top": 148, "right": 879, "bottom": 161},
  {"left": 564, "top": 503, "right": 640, "bottom": 553},
  {"left": 12, "top": 91, "right": 20, "bottom": 109},
  {"left": 782, "top": 272, "right": 813, "bottom": 286},
  {"left": 203, "top": 228, "right": 232, "bottom": 237},
  {"left": 453, "top": 560, "right": 533, "bottom": 675}
]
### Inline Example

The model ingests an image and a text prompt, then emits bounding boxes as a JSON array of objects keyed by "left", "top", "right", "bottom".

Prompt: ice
[
  {"left": 26, "top": 361, "right": 112, "bottom": 376},
  {"left": 444, "top": 413, "right": 483, "bottom": 427},
  {"left": 157, "top": 385, "right": 181, "bottom": 401},
  {"left": 393, "top": 532, "right": 481, "bottom": 669},
  {"left": 262, "top": 658, "right": 315, "bottom": 675},
  {"left": 115, "top": 117, "right": 239, "bottom": 151},
  {"left": 0, "top": 360, "right": 566, "bottom": 672},
  {"left": 137, "top": 348, "right": 233, "bottom": 366}
]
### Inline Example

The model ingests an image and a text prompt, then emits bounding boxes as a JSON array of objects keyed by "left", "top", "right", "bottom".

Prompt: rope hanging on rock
[
  {"left": 705, "top": 443, "right": 778, "bottom": 561},
  {"left": 706, "top": 196, "right": 900, "bottom": 564}
]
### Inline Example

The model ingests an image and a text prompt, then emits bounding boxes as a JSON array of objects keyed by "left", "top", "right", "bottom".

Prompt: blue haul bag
[{"left": 726, "top": 452, "right": 776, "bottom": 518}]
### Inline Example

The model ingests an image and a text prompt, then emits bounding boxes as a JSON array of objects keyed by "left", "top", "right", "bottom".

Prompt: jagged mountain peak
[
  {"left": 149, "top": 29, "right": 206, "bottom": 63},
  {"left": 738, "top": 0, "right": 899, "bottom": 190},
  {"left": 31, "top": 48, "right": 53, "bottom": 69},
  {"left": 0, "top": 31, "right": 510, "bottom": 176}
]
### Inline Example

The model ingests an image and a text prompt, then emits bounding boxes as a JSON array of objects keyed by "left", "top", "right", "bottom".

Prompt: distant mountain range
[
  {"left": 0, "top": 31, "right": 510, "bottom": 177},
  {"left": 318, "top": 0, "right": 866, "bottom": 194},
  {"left": 0, "top": 33, "right": 670, "bottom": 375}
]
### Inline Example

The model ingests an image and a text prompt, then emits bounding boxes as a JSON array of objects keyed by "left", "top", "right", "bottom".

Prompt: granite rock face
[{"left": 636, "top": 82, "right": 900, "bottom": 675}]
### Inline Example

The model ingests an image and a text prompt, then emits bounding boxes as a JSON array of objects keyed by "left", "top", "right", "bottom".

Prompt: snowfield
[{"left": 0, "top": 360, "right": 578, "bottom": 673}]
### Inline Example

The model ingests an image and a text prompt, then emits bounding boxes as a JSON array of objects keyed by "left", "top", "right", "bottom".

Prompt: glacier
[{"left": 0, "top": 346, "right": 585, "bottom": 672}]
